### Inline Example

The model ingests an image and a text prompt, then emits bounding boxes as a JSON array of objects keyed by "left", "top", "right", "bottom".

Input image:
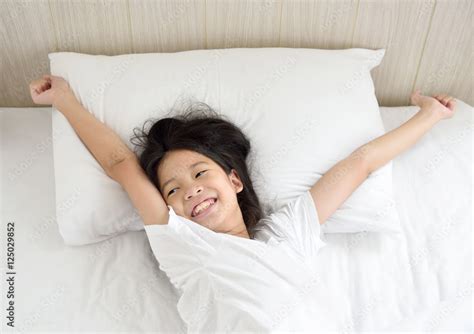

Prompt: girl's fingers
[
  {"left": 445, "top": 96, "right": 454, "bottom": 102},
  {"left": 31, "top": 78, "right": 46, "bottom": 86},
  {"left": 30, "top": 81, "right": 42, "bottom": 93},
  {"left": 435, "top": 96, "right": 446, "bottom": 105},
  {"left": 30, "top": 78, "right": 51, "bottom": 94},
  {"left": 439, "top": 96, "right": 452, "bottom": 106},
  {"left": 434, "top": 94, "right": 447, "bottom": 102},
  {"left": 447, "top": 99, "right": 456, "bottom": 110},
  {"left": 433, "top": 94, "right": 450, "bottom": 106}
]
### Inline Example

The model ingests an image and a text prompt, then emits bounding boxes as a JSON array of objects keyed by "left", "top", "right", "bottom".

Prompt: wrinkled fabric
[{"left": 144, "top": 190, "right": 332, "bottom": 332}]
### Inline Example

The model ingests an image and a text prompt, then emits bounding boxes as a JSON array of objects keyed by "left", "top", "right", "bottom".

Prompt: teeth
[{"left": 194, "top": 199, "right": 215, "bottom": 216}]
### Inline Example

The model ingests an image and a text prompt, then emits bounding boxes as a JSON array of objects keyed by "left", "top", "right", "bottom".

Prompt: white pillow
[{"left": 49, "top": 47, "right": 400, "bottom": 245}]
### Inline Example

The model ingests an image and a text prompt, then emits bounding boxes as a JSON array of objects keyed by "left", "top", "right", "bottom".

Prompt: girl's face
[{"left": 157, "top": 149, "right": 245, "bottom": 233}]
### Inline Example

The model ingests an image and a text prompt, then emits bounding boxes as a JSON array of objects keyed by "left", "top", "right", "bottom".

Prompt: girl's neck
[{"left": 229, "top": 227, "right": 250, "bottom": 239}]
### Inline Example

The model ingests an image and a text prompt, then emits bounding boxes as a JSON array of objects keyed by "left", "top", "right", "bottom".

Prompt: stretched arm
[
  {"left": 362, "top": 108, "right": 442, "bottom": 174},
  {"left": 30, "top": 74, "right": 169, "bottom": 226},
  {"left": 310, "top": 90, "right": 457, "bottom": 225},
  {"left": 29, "top": 75, "right": 135, "bottom": 176},
  {"left": 55, "top": 97, "right": 135, "bottom": 174}
]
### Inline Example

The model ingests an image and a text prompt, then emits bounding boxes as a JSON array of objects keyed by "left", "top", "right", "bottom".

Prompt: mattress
[{"left": 0, "top": 106, "right": 471, "bottom": 333}]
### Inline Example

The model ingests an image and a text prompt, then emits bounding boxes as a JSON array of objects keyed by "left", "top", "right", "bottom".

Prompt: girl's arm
[
  {"left": 362, "top": 91, "right": 456, "bottom": 174},
  {"left": 30, "top": 74, "right": 169, "bottom": 226},
  {"left": 310, "top": 90, "right": 457, "bottom": 225},
  {"left": 30, "top": 75, "right": 136, "bottom": 175}
]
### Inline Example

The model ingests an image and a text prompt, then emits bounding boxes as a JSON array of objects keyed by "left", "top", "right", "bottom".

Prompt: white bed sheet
[{"left": 0, "top": 106, "right": 471, "bottom": 333}]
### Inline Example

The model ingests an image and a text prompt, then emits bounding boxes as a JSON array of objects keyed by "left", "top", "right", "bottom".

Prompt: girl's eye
[{"left": 167, "top": 171, "right": 207, "bottom": 197}]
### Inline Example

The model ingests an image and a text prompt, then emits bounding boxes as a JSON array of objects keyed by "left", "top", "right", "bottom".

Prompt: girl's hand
[
  {"left": 410, "top": 89, "right": 457, "bottom": 120},
  {"left": 29, "top": 75, "right": 77, "bottom": 108}
]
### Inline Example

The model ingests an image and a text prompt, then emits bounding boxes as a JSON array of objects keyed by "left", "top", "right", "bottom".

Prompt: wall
[{"left": 0, "top": 0, "right": 471, "bottom": 107}]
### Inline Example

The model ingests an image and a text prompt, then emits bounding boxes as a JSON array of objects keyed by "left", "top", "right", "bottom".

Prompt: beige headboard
[{"left": 1, "top": 0, "right": 472, "bottom": 107}]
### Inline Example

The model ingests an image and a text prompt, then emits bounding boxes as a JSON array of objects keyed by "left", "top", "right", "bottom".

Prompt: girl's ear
[{"left": 229, "top": 169, "right": 244, "bottom": 194}]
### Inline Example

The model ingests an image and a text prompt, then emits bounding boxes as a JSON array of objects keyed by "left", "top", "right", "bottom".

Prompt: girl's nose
[{"left": 185, "top": 185, "right": 202, "bottom": 200}]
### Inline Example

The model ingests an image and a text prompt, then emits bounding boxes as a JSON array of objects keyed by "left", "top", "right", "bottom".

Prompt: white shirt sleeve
[
  {"left": 143, "top": 206, "right": 217, "bottom": 291},
  {"left": 254, "top": 190, "right": 327, "bottom": 260}
]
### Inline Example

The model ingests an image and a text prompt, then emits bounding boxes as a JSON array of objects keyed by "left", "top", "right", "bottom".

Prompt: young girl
[{"left": 30, "top": 74, "right": 457, "bottom": 332}]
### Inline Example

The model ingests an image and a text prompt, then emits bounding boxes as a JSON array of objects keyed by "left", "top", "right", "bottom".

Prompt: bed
[
  {"left": 1, "top": 104, "right": 471, "bottom": 333},
  {"left": 1, "top": 0, "right": 472, "bottom": 332}
]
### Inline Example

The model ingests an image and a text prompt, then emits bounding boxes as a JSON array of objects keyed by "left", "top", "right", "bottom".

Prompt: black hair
[{"left": 130, "top": 99, "right": 264, "bottom": 238}]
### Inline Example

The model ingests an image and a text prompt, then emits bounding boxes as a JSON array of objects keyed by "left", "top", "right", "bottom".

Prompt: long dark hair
[{"left": 130, "top": 99, "right": 264, "bottom": 238}]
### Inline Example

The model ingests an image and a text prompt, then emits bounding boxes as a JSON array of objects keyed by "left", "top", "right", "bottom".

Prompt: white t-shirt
[{"left": 144, "top": 190, "right": 334, "bottom": 333}]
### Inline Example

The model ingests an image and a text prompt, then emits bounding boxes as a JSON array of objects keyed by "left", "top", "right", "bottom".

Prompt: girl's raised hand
[
  {"left": 29, "top": 75, "right": 76, "bottom": 108},
  {"left": 410, "top": 89, "right": 457, "bottom": 120}
]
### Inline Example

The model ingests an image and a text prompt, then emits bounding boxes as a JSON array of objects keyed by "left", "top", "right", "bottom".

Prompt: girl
[{"left": 30, "top": 74, "right": 457, "bottom": 332}]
